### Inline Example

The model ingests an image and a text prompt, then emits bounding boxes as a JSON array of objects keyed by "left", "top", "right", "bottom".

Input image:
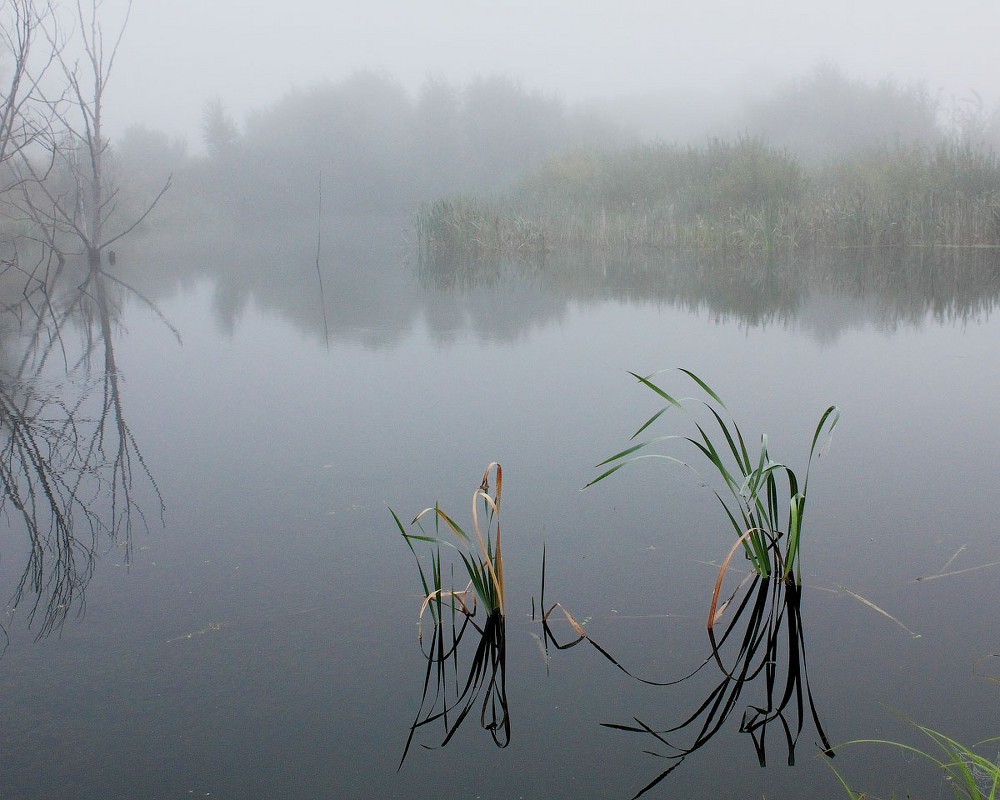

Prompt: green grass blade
[
  {"left": 803, "top": 405, "right": 841, "bottom": 491},
  {"left": 703, "top": 404, "right": 752, "bottom": 475},
  {"left": 677, "top": 367, "right": 729, "bottom": 411},
  {"left": 628, "top": 371, "right": 686, "bottom": 409},
  {"left": 630, "top": 406, "right": 671, "bottom": 440},
  {"left": 687, "top": 428, "right": 742, "bottom": 499},
  {"left": 589, "top": 367, "right": 837, "bottom": 585}
]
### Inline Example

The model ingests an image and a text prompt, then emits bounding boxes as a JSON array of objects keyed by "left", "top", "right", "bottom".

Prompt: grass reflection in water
[{"left": 539, "top": 550, "right": 832, "bottom": 798}]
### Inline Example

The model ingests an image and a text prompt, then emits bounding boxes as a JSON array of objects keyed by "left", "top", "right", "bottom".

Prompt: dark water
[{"left": 1, "top": 218, "right": 999, "bottom": 799}]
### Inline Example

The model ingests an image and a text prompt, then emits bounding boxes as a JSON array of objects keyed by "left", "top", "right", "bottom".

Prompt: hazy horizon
[{"left": 97, "top": 0, "right": 1000, "bottom": 148}]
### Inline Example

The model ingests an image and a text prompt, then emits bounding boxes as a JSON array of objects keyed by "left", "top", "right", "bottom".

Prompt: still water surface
[{"left": 1, "top": 222, "right": 999, "bottom": 799}]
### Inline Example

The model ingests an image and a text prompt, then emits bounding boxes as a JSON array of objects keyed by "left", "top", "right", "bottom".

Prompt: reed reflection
[
  {"left": 539, "top": 566, "right": 831, "bottom": 799},
  {"left": 398, "top": 605, "right": 509, "bottom": 767},
  {"left": 415, "top": 240, "right": 1000, "bottom": 338}
]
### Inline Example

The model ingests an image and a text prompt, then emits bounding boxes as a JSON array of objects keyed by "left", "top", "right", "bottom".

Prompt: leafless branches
[
  {"left": 0, "top": 0, "right": 59, "bottom": 185},
  {"left": 4, "top": 0, "right": 169, "bottom": 270},
  {"left": 0, "top": 1, "right": 169, "bottom": 639}
]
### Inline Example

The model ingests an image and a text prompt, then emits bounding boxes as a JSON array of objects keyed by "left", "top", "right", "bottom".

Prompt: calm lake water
[{"left": 2, "top": 216, "right": 999, "bottom": 799}]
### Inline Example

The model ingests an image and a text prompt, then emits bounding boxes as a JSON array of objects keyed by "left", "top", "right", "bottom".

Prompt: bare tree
[
  {"left": 16, "top": 0, "right": 169, "bottom": 268},
  {"left": 0, "top": 0, "right": 55, "bottom": 183},
  {"left": 0, "top": 262, "right": 167, "bottom": 640},
  {"left": 0, "top": 0, "right": 67, "bottom": 335},
  {"left": 0, "top": 1, "right": 172, "bottom": 641}
]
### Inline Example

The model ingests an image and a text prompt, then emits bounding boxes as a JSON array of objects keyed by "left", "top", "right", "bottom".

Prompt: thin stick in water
[
  {"left": 914, "top": 560, "right": 1000, "bottom": 582},
  {"left": 838, "top": 584, "right": 921, "bottom": 638},
  {"left": 315, "top": 171, "right": 330, "bottom": 348}
]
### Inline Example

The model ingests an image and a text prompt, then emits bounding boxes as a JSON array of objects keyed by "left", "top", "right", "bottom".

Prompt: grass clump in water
[
  {"left": 392, "top": 461, "right": 505, "bottom": 624},
  {"left": 392, "top": 463, "right": 509, "bottom": 763},
  {"left": 588, "top": 368, "right": 839, "bottom": 584}
]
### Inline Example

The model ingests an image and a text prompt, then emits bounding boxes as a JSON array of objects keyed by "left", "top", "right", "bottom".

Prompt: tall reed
[{"left": 588, "top": 368, "right": 838, "bottom": 584}]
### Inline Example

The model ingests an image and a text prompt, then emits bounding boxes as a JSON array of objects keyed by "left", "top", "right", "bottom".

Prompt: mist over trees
[
  {"left": 742, "top": 65, "right": 942, "bottom": 166},
  {"left": 190, "top": 71, "right": 623, "bottom": 220},
  {"left": 411, "top": 66, "right": 1000, "bottom": 265},
  {"left": 7, "top": 0, "right": 1000, "bottom": 262},
  {"left": 123, "top": 63, "right": 1000, "bottom": 236}
]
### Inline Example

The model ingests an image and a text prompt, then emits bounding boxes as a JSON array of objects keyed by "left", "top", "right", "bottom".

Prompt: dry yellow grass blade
[
  {"left": 400, "top": 462, "right": 505, "bottom": 618},
  {"left": 708, "top": 528, "right": 772, "bottom": 630},
  {"left": 471, "top": 462, "right": 503, "bottom": 614},
  {"left": 417, "top": 583, "right": 475, "bottom": 623},
  {"left": 914, "top": 561, "right": 1000, "bottom": 582},
  {"left": 939, "top": 544, "right": 967, "bottom": 572},
  {"left": 838, "top": 584, "right": 921, "bottom": 638},
  {"left": 542, "top": 601, "right": 588, "bottom": 641}
]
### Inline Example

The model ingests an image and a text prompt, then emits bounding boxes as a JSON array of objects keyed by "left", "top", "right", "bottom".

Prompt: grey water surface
[{"left": 1, "top": 217, "right": 999, "bottom": 800}]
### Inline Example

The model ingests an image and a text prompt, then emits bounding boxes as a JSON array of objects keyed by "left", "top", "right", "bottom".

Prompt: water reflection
[
  {"left": 399, "top": 608, "right": 509, "bottom": 766},
  {"left": 0, "top": 256, "right": 164, "bottom": 639},
  {"left": 611, "top": 576, "right": 831, "bottom": 798},
  {"left": 416, "top": 243, "right": 1000, "bottom": 338},
  {"left": 117, "top": 214, "right": 1000, "bottom": 349},
  {"left": 540, "top": 564, "right": 831, "bottom": 799}
]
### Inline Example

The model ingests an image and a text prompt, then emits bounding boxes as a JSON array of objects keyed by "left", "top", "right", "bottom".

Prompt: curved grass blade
[{"left": 588, "top": 367, "right": 838, "bottom": 585}]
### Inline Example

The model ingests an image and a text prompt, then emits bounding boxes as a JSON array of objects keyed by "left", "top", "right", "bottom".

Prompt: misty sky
[{"left": 105, "top": 0, "right": 998, "bottom": 145}]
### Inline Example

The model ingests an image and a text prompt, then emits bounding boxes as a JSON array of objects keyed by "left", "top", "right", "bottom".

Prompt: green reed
[
  {"left": 392, "top": 462, "right": 505, "bottom": 624},
  {"left": 831, "top": 717, "right": 1000, "bottom": 800},
  {"left": 587, "top": 368, "right": 838, "bottom": 584}
]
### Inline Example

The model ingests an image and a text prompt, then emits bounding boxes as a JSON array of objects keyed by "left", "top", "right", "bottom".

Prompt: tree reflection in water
[{"left": 0, "top": 252, "right": 170, "bottom": 641}]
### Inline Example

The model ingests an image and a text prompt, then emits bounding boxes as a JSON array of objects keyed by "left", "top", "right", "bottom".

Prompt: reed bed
[
  {"left": 414, "top": 198, "right": 547, "bottom": 269},
  {"left": 812, "top": 142, "right": 1000, "bottom": 249},
  {"left": 413, "top": 137, "right": 1000, "bottom": 267}
]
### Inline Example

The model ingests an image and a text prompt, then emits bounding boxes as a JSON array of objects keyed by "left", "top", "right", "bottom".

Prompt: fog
[
  {"left": 6, "top": 3, "right": 1000, "bottom": 799},
  {"left": 105, "top": 0, "right": 1000, "bottom": 147}
]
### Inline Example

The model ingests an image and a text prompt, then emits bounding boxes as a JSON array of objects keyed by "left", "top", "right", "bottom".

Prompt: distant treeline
[
  {"left": 108, "top": 72, "right": 622, "bottom": 224},
  {"left": 90, "top": 69, "right": 1000, "bottom": 341},
  {"left": 100, "top": 66, "right": 1000, "bottom": 250}
]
